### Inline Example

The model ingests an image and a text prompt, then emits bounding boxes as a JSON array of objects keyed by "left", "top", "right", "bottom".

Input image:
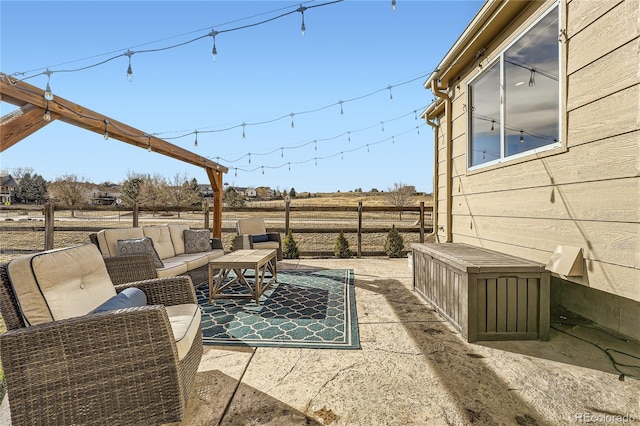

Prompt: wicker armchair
[
  {"left": 233, "top": 218, "right": 283, "bottom": 260},
  {"left": 0, "top": 246, "right": 203, "bottom": 425}
]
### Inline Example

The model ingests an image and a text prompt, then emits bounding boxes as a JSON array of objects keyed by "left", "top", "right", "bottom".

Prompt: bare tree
[
  {"left": 385, "top": 182, "right": 414, "bottom": 220},
  {"left": 167, "top": 172, "right": 202, "bottom": 218},
  {"left": 139, "top": 174, "right": 170, "bottom": 215},
  {"left": 47, "top": 174, "right": 92, "bottom": 217}
]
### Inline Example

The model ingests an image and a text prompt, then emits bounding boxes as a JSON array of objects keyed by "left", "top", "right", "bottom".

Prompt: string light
[
  {"left": 380, "top": 122, "right": 385, "bottom": 132},
  {"left": 414, "top": 110, "right": 418, "bottom": 120},
  {"left": 241, "top": 123, "right": 246, "bottom": 139},
  {"left": 194, "top": 130, "right": 198, "bottom": 147},
  {"left": 43, "top": 69, "right": 54, "bottom": 101},
  {"left": 209, "top": 30, "right": 219, "bottom": 61},
  {"left": 290, "top": 113, "right": 295, "bottom": 128},
  {"left": 490, "top": 120, "right": 495, "bottom": 131},
  {"left": 520, "top": 130, "right": 525, "bottom": 143},
  {"left": 529, "top": 68, "right": 536, "bottom": 87},
  {"left": 347, "top": 131, "right": 351, "bottom": 142},
  {"left": 124, "top": 50, "right": 134, "bottom": 82},
  {"left": 103, "top": 119, "right": 109, "bottom": 140},
  {"left": 339, "top": 100, "right": 344, "bottom": 115},
  {"left": 297, "top": 6, "right": 307, "bottom": 36},
  {"left": 387, "top": 85, "right": 393, "bottom": 100},
  {"left": 392, "top": 0, "right": 397, "bottom": 11},
  {"left": 43, "top": 100, "right": 51, "bottom": 122},
  {"left": 248, "top": 153, "right": 251, "bottom": 164},
  {"left": 147, "top": 136, "right": 152, "bottom": 152}
]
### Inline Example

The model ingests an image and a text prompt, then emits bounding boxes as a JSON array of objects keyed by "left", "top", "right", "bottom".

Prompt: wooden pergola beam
[{"left": 0, "top": 73, "right": 228, "bottom": 237}]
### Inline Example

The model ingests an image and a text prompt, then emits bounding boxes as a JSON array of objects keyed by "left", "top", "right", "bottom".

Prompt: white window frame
[{"left": 467, "top": 2, "right": 562, "bottom": 171}]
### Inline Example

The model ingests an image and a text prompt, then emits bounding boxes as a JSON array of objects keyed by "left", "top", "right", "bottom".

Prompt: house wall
[{"left": 430, "top": 0, "right": 640, "bottom": 339}]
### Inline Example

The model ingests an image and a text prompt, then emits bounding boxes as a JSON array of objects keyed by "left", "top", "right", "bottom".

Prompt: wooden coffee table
[{"left": 208, "top": 249, "right": 277, "bottom": 304}]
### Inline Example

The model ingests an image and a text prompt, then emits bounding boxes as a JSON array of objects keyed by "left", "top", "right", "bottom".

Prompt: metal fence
[{"left": 0, "top": 202, "right": 433, "bottom": 262}]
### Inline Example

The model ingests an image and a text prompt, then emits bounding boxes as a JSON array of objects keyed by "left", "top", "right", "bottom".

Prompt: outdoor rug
[{"left": 196, "top": 269, "right": 360, "bottom": 349}]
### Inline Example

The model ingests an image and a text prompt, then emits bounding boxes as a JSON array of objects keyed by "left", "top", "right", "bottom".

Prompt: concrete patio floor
[{"left": 2, "top": 258, "right": 638, "bottom": 425}]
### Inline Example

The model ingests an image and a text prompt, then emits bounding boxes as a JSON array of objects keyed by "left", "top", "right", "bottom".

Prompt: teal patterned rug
[{"left": 196, "top": 269, "right": 360, "bottom": 349}]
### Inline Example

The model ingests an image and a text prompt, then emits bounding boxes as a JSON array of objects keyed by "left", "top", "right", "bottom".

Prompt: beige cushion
[
  {"left": 96, "top": 228, "right": 144, "bottom": 257},
  {"left": 165, "top": 304, "right": 201, "bottom": 360},
  {"left": 168, "top": 224, "right": 191, "bottom": 255},
  {"left": 142, "top": 226, "right": 176, "bottom": 259},
  {"left": 252, "top": 241, "right": 280, "bottom": 250},
  {"left": 7, "top": 244, "right": 116, "bottom": 325},
  {"left": 156, "top": 259, "right": 189, "bottom": 278},
  {"left": 236, "top": 218, "right": 267, "bottom": 236}
]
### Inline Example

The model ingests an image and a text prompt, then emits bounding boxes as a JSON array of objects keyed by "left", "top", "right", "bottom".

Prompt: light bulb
[
  {"left": 44, "top": 82, "right": 54, "bottom": 101},
  {"left": 297, "top": 6, "right": 307, "bottom": 36},
  {"left": 43, "top": 69, "right": 54, "bottom": 101},
  {"left": 392, "top": 0, "right": 397, "bottom": 11},
  {"left": 209, "top": 30, "right": 219, "bottom": 61},
  {"left": 43, "top": 109, "right": 51, "bottom": 122},
  {"left": 194, "top": 131, "right": 198, "bottom": 147},
  {"left": 103, "top": 119, "right": 109, "bottom": 140},
  {"left": 124, "top": 50, "right": 134, "bottom": 82},
  {"left": 388, "top": 85, "right": 393, "bottom": 101},
  {"left": 519, "top": 130, "right": 524, "bottom": 143}
]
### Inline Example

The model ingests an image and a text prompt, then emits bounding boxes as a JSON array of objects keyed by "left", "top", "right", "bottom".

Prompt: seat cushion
[
  {"left": 96, "top": 228, "right": 145, "bottom": 257},
  {"left": 142, "top": 226, "right": 176, "bottom": 260},
  {"left": 252, "top": 241, "right": 280, "bottom": 251},
  {"left": 155, "top": 259, "right": 189, "bottom": 278},
  {"left": 168, "top": 224, "right": 191, "bottom": 255},
  {"left": 165, "top": 304, "right": 201, "bottom": 360},
  {"left": 7, "top": 244, "right": 116, "bottom": 325},
  {"left": 236, "top": 219, "right": 266, "bottom": 236}
]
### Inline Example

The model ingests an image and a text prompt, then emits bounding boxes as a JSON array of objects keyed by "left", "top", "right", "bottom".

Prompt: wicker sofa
[
  {"left": 93, "top": 224, "right": 224, "bottom": 286},
  {"left": 0, "top": 243, "right": 203, "bottom": 425}
]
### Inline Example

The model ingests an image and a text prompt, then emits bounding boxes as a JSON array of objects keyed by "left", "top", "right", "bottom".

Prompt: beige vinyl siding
[{"left": 438, "top": 0, "right": 639, "bottom": 301}]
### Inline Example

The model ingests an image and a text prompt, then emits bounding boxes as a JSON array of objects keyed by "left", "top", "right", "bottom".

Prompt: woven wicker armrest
[
  {"left": 115, "top": 275, "right": 197, "bottom": 306},
  {"left": 0, "top": 306, "right": 183, "bottom": 425},
  {"left": 210, "top": 237, "right": 223, "bottom": 250},
  {"left": 266, "top": 232, "right": 282, "bottom": 243},
  {"left": 103, "top": 254, "right": 158, "bottom": 285}
]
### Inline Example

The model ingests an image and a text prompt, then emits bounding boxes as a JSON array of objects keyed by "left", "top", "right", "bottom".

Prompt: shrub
[
  {"left": 384, "top": 225, "right": 405, "bottom": 258},
  {"left": 282, "top": 229, "right": 299, "bottom": 259},
  {"left": 334, "top": 230, "right": 352, "bottom": 258}
]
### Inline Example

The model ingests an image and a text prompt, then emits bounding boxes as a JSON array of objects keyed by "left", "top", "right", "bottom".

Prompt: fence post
[
  {"left": 285, "top": 200, "right": 290, "bottom": 233},
  {"left": 357, "top": 202, "right": 362, "bottom": 258},
  {"left": 420, "top": 201, "right": 425, "bottom": 243},
  {"left": 44, "top": 202, "right": 54, "bottom": 250},
  {"left": 204, "top": 202, "right": 210, "bottom": 230},
  {"left": 133, "top": 203, "right": 139, "bottom": 227}
]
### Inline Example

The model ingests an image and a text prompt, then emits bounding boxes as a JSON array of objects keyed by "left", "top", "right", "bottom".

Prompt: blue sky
[{"left": 1, "top": 0, "right": 482, "bottom": 193}]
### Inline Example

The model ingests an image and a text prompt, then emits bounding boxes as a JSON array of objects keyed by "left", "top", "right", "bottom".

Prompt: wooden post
[
  {"left": 419, "top": 201, "right": 425, "bottom": 243},
  {"left": 285, "top": 200, "right": 290, "bottom": 233},
  {"left": 357, "top": 202, "right": 362, "bottom": 258},
  {"left": 133, "top": 203, "right": 139, "bottom": 227},
  {"left": 206, "top": 167, "right": 224, "bottom": 238},
  {"left": 44, "top": 202, "right": 54, "bottom": 250},
  {"left": 204, "top": 202, "right": 210, "bottom": 230}
]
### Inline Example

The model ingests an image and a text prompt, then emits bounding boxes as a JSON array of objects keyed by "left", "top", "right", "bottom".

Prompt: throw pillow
[
  {"left": 251, "top": 234, "right": 269, "bottom": 243},
  {"left": 117, "top": 237, "right": 164, "bottom": 268},
  {"left": 91, "top": 287, "right": 147, "bottom": 314},
  {"left": 184, "top": 229, "right": 212, "bottom": 254}
]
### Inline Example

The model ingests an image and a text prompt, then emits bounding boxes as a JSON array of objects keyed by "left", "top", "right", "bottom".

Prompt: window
[{"left": 468, "top": 4, "right": 560, "bottom": 168}]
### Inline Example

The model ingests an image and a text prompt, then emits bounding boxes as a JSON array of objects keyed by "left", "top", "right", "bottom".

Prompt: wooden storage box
[{"left": 411, "top": 243, "right": 550, "bottom": 342}]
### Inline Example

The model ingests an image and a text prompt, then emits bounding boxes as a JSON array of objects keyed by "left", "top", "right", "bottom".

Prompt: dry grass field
[{"left": 0, "top": 193, "right": 433, "bottom": 263}]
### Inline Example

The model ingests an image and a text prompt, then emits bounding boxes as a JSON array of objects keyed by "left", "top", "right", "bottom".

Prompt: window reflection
[
  {"left": 468, "top": 5, "right": 559, "bottom": 168},
  {"left": 470, "top": 62, "right": 500, "bottom": 167}
]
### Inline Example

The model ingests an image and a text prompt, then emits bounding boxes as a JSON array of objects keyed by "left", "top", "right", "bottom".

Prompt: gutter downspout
[
  {"left": 424, "top": 107, "right": 439, "bottom": 241},
  {"left": 431, "top": 78, "right": 453, "bottom": 243}
]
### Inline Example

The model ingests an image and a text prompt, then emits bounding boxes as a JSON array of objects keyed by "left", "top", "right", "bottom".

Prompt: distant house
[
  {"left": 0, "top": 174, "right": 17, "bottom": 204},
  {"left": 422, "top": 0, "right": 639, "bottom": 340},
  {"left": 91, "top": 185, "right": 121, "bottom": 206}
]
